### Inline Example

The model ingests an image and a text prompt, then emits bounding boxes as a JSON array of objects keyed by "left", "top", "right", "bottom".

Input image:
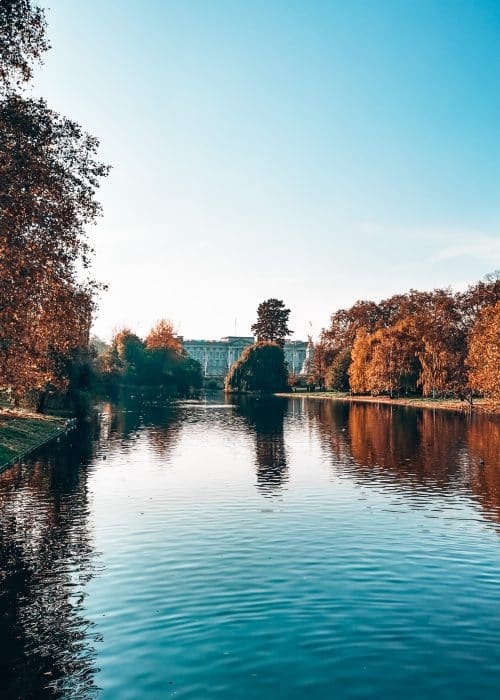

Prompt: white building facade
[{"left": 182, "top": 336, "right": 311, "bottom": 379}]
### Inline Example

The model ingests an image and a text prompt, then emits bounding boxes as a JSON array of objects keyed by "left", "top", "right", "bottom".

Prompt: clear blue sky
[{"left": 34, "top": 0, "right": 500, "bottom": 340}]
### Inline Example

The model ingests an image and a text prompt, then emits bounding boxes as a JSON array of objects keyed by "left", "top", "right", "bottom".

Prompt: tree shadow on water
[
  {"left": 0, "top": 422, "right": 100, "bottom": 699},
  {"left": 234, "top": 396, "right": 289, "bottom": 497},
  {"left": 313, "top": 399, "right": 500, "bottom": 527},
  {"left": 98, "top": 392, "right": 183, "bottom": 460}
]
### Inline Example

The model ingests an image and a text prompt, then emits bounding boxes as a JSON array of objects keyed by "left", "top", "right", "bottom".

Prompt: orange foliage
[
  {"left": 348, "top": 330, "right": 372, "bottom": 393},
  {"left": 349, "top": 321, "right": 417, "bottom": 397},
  {"left": 365, "top": 320, "right": 417, "bottom": 397},
  {"left": 412, "top": 290, "right": 466, "bottom": 397},
  {"left": 145, "top": 319, "right": 182, "bottom": 353},
  {"left": 0, "top": 6, "right": 108, "bottom": 405},
  {"left": 467, "top": 302, "right": 500, "bottom": 400},
  {"left": 324, "top": 282, "right": 500, "bottom": 399}
]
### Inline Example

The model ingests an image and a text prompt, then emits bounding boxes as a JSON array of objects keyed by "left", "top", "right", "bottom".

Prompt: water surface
[{"left": 1, "top": 395, "right": 499, "bottom": 699}]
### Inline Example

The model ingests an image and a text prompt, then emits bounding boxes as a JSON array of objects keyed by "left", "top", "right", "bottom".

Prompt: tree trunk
[{"left": 36, "top": 391, "right": 47, "bottom": 414}]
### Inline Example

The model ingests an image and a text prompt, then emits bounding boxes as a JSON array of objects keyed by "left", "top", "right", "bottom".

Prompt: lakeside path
[
  {"left": 275, "top": 392, "right": 500, "bottom": 416},
  {"left": 0, "top": 411, "right": 70, "bottom": 473}
]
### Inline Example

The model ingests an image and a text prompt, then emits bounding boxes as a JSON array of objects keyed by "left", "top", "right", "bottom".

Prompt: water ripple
[{"left": 0, "top": 395, "right": 499, "bottom": 698}]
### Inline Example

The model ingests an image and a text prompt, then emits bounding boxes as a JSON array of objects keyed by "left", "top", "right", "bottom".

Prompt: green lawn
[{"left": 0, "top": 415, "right": 66, "bottom": 469}]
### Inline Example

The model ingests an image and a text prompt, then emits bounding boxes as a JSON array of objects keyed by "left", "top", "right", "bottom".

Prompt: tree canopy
[
  {"left": 467, "top": 301, "right": 500, "bottom": 402},
  {"left": 0, "top": 0, "right": 108, "bottom": 408},
  {"left": 315, "top": 276, "right": 500, "bottom": 401},
  {"left": 0, "top": 0, "right": 48, "bottom": 91},
  {"left": 251, "top": 298, "right": 291, "bottom": 348},
  {"left": 145, "top": 319, "right": 182, "bottom": 353},
  {"left": 100, "top": 325, "right": 202, "bottom": 394},
  {"left": 225, "top": 341, "right": 289, "bottom": 393}
]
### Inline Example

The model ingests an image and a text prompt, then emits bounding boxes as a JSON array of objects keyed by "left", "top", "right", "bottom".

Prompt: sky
[{"left": 33, "top": 0, "right": 500, "bottom": 341}]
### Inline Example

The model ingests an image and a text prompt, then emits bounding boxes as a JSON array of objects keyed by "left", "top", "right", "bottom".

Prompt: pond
[{"left": 1, "top": 394, "right": 499, "bottom": 699}]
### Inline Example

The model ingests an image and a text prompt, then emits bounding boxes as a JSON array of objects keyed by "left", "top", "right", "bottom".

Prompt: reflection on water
[
  {"left": 234, "top": 396, "right": 288, "bottom": 495},
  {"left": 0, "top": 422, "right": 99, "bottom": 699},
  {"left": 313, "top": 400, "right": 500, "bottom": 524},
  {"left": 0, "top": 395, "right": 499, "bottom": 699},
  {"left": 99, "top": 393, "right": 183, "bottom": 459}
]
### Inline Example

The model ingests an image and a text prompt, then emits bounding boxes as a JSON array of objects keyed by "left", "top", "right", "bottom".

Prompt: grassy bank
[
  {"left": 276, "top": 391, "right": 500, "bottom": 415},
  {"left": 0, "top": 411, "right": 68, "bottom": 472}
]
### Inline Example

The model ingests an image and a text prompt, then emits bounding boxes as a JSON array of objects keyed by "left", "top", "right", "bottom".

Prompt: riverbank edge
[
  {"left": 0, "top": 411, "right": 72, "bottom": 473},
  {"left": 274, "top": 392, "right": 500, "bottom": 415}
]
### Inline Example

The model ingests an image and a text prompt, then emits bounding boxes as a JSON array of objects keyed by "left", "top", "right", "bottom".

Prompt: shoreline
[
  {"left": 275, "top": 391, "right": 500, "bottom": 415},
  {"left": 0, "top": 410, "right": 72, "bottom": 473}
]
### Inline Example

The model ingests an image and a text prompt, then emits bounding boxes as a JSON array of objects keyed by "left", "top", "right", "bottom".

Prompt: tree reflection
[
  {"left": 314, "top": 399, "right": 500, "bottom": 524},
  {"left": 98, "top": 392, "right": 183, "bottom": 459},
  {"left": 313, "top": 400, "right": 352, "bottom": 465},
  {"left": 145, "top": 402, "right": 183, "bottom": 458},
  {"left": 467, "top": 416, "right": 500, "bottom": 525},
  {"left": 0, "top": 422, "right": 99, "bottom": 699},
  {"left": 347, "top": 404, "right": 463, "bottom": 486},
  {"left": 234, "top": 396, "right": 289, "bottom": 495}
]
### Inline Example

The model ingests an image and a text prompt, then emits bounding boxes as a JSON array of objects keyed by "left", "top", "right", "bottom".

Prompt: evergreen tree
[{"left": 251, "top": 298, "right": 291, "bottom": 348}]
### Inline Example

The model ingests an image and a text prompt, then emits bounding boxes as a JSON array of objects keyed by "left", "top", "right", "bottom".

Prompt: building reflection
[
  {"left": 234, "top": 396, "right": 289, "bottom": 496},
  {"left": 313, "top": 399, "right": 500, "bottom": 524},
  {"left": 0, "top": 421, "right": 99, "bottom": 699}
]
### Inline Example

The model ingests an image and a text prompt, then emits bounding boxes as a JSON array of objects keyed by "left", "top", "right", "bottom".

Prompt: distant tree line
[
  {"left": 1, "top": 4, "right": 497, "bottom": 412},
  {"left": 313, "top": 274, "right": 500, "bottom": 404},
  {"left": 96, "top": 321, "right": 202, "bottom": 397}
]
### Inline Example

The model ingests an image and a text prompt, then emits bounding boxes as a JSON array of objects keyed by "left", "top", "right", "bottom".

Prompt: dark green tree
[
  {"left": 325, "top": 349, "right": 351, "bottom": 391},
  {"left": 251, "top": 298, "right": 291, "bottom": 348},
  {"left": 101, "top": 328, "right": 202, "bottom": 394},
  {"left": 225, "top": 341, "right": 289, "bottom": 393}
]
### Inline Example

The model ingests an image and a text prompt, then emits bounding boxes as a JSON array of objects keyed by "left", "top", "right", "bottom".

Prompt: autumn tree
[
  {"left": 251, "top": 299, "right": 291, "bottom": 348},
  {"left": 319, "top": 277, "right": 499, "bottom": 401},
  {"left": 410, "top": 289, "right": 465, "bottom": 397},
  {"left": 467, "top": 302, "right": 500, "bottom": 401},
  {"left": 322, "top": 300, "right": 383, "bottom": 354},
  {"left": 0, "top": 1, "right": 109, "bottom": 408},
  {"left": 144, "top": 320, "right": 201, "bottom": 391},
  {"left": 145, "top": 319, "right": 181, "bottom": 353},
  {"left": 365, "top": 321, "right": 418, "bottom": 397},
  {"left": 348, "top": 330, "right": 372, "bottom": 394},
  {"left": 457, "top": 272, "right": 500, "bottom": 330},
  {"left": 316, "top": 300, "right": 385, "bottom": 388},
  {"left": 311, "top": 340, "right": 328, "bottom": 390},
  {"left": 109, "top": 329, "right": 145, "bottom": 382}
]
